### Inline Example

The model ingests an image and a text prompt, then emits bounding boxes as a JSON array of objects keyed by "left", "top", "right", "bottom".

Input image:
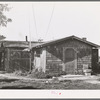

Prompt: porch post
[{"left": 62, "top": 47, "right": 65, "bottom": 71}]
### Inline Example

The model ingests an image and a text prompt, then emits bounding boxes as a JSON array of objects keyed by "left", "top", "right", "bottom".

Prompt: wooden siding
[
  {"left": 45, "top": 38, "right": 92, "bottom": 74},
  {"left": 4, "top": 48, "right": 33, "bottom": 73},
  {"left": 46, "top": 51, "right": 63, "bottom": 73},
  {"left": 92, "top": 49, "right": 98, "bottom": 73}
]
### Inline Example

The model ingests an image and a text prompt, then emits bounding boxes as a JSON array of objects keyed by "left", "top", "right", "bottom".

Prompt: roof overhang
[{"left": 32, "top": 35, "right": 100, "bottom": 49}]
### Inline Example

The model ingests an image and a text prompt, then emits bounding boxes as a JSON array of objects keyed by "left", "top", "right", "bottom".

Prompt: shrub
[
  {"left": 45, "top": 74, "right": 52, "bottom": 78},
  {"left": 13, "top": 70, "right": 28, "bottom": 76},
  {"left": 35, "top": 71, "right": 46, "bottom": 79},
  {"left": 58, "top": 71, "right": 66, "bottom": 76},
  {"left": 45, "top": 71, "right": 66, "bottom": 78},
  {"left": 28, "top": 68, "right": 67, "bottom": 79},
  {"left": 28, "top": 68, "right": 46, "bottom": 79}
]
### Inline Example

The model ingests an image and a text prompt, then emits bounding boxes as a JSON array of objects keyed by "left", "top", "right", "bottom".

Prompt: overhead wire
[
  {"left": 28, "top": 6, "right": 32, "bottom": 72},
  {"left": 44, "top": 3, "right": 55, "bottom": 39},
  {"left": 32, "top": 4, "right": 38, "bottom": 40},
  {"left": 28, "top": 9, "right": 31, "bottom": 49}
]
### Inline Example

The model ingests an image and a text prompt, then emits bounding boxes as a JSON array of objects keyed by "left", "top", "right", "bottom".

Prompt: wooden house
[{"left": 32, "top": 35, "right": 100, "bottom": 75}]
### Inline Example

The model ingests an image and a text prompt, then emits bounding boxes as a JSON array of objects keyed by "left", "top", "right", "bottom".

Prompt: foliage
[
  {"left": 28, "top": 69, "right": 67, "bottom": 79},
  {"left": 45, "top": 71, "right": 66, "bottom": 78},
  {"left": 13, "top": 70, "right": 28, "bottom": 76},
  {"left": 0, "top": 4, "right": 12, "bottom": 27}
]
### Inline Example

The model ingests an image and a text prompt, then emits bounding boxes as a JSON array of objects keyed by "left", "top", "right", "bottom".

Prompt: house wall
[
  {"left": 34, "top": 48, "right": 46, "bottom": 72},
  {"left": 4, "top": 48, "right": 32, "bottom": 73},
  {"left": 45, "top": 39, "right": 93, "bottom": 74},
  {"left": 46, "top": 48, "right": 63, "bottom": 73},
  {"left": 0, "top": 47, "right": 5, "bottom": 71},
  {"left": 40, "top": 49, "right": 46, "bottom": 72}
]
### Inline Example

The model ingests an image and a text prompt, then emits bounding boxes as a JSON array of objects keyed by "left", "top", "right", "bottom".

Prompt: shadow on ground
[
  {"left": 1, "top": 86, "right": 41, "bottom": 89},
  {"left": 0, "top": 78, "right": 42, "bottom": 89},
  {"left": 0, "top": 79, "right": 18, "bottom": 83}
]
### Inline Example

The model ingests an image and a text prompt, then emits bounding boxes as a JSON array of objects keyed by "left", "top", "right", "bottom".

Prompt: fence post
[
  {"left": 29, "top": 51, "right": 31, "bottom": 73},
  {"left": 7, "top": 48, "right": 10, "bottom": 72}
]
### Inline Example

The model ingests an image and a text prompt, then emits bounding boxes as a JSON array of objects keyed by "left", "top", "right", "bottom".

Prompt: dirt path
[
  {"left": 59, "top": 75, "right": 100, "bottom": 85},
  {"left": 59, "top": 75, "right": 99, "bottom": 81},
  {"left": 0, "top": 74, "right": 100, "bottom": 89},
  {"left": 0, "top": 73, "right": 51, "bottom": 82}
]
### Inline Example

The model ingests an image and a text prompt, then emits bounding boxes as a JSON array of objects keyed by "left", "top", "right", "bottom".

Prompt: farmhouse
[{"left": 32, "top": 35, "right": 100, "bottom": 75}]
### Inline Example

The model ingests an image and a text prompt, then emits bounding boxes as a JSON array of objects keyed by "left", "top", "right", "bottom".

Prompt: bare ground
[{"left": 0, "top": 74, "right": 100, "bottom": 89}]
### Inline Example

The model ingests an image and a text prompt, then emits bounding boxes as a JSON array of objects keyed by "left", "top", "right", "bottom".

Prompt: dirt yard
[{"left": 0, "top": 74, "right": 100, "bottom": 89}]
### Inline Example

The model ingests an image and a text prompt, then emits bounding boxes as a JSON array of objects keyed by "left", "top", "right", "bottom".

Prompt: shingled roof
[
  {"left": 32, "top": 35, "right": 100, "bottom": 49},
  {"left": 0, "top": 41, "right": 43, "bottom": 48}
]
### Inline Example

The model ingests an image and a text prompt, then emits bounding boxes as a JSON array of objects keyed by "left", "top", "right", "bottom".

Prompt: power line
[
  {"left": 28, "top": 8, "right": 32, "bottom": 72},
  {"left": 32, "top": 4, "right": 38, "bottom": 39},
  {"left": 45, "top": 3, "right": 55, "bottom": 39},
  {"left": 29, "top": 17, "right": 31, "bottom": 49}
]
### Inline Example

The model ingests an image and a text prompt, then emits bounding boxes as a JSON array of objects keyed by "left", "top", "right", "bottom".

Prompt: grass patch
[{"left": 28, "top": 69, "right": 67, "bottom": 79}]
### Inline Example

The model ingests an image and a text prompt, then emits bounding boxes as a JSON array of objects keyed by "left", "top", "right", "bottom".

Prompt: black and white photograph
[{"left": 0, "top": 1, "right": 100, "bottom": 92}]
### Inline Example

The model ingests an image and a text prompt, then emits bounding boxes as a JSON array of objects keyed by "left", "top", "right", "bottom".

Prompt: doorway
[
  {"left": 63, "top": 48, "right": 77, "bottom": 74},
  {"left": 0, "top": 52, "right": 4, "bottom": 71}
]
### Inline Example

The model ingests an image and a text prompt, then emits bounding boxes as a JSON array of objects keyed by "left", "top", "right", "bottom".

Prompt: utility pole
[
  {"left": 29, "top": 38, "right": 32, "bottom": 73},
  {"left": 28, "top": 9, "right": 32, "bottom": 73}
]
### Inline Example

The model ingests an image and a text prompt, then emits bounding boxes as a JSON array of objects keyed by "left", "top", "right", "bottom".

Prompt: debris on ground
[{"left": 0, "top": 74, "right": 100, "bottom": 89}]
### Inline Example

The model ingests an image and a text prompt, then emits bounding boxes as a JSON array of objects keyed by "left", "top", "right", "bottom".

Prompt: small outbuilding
[
  {"left": 32, "top": 35, "right": 100, "bottom": 75},
  {"left": 0, "top": 40, "right": 41, "bottom": 73}
]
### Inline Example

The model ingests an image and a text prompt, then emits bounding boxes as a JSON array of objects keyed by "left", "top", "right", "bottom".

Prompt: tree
[{"left": 0, "top": 4, "right": 12, "bottom": 27}]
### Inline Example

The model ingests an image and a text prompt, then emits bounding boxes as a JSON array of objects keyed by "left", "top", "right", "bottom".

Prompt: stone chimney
[{"left": 26, "top": 36, "right": 28, "bottom": 42}]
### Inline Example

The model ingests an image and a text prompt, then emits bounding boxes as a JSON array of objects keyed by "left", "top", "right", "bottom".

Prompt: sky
[{"left": 0, "top": 2, "right": 100, "bottom": 46}]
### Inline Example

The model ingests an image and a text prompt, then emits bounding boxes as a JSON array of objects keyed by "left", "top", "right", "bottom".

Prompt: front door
[
  {"left": 92, "top": 49, "right": 98, "bottom": 73},
  {"left": 64, "top": 48, "right": 77, "bottom": 74}
]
